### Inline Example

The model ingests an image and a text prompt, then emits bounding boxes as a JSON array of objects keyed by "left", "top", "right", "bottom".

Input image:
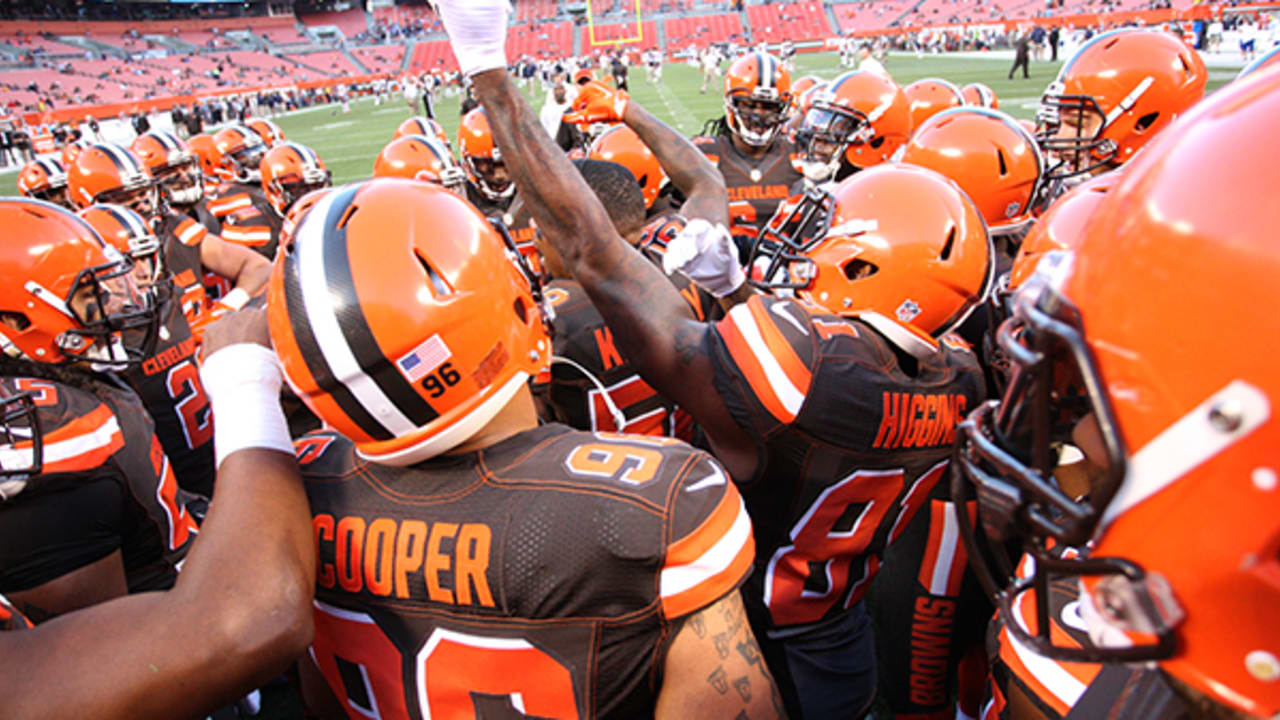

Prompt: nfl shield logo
[{"left": 896, "top": 299, "right": 922, "bottom": 324}]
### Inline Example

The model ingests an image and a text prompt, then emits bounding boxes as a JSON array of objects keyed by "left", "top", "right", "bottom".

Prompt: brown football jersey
[
  {"left": 207, "top": 181, "right": 282, "bottom": 259},
  {"left": 708, "top": 296, "right": 987, "bottom": 631},
  {"left": 0, "top": 374, "right": 198, "bottom": 595},
  {"left": 298, "top": 422, "right": 753, "bottom": 719},
  {"left": 694, "top": 132, "right": 802, "bottom": 249}
]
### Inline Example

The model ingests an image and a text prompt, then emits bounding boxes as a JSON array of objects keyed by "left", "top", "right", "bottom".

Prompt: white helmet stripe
[{"left": 294, "top": 190, "right": 417, "bottom": 437}]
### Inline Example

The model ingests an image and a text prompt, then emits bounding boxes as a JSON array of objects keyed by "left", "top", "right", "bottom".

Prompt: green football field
[{"left": 0, "top": 50, "right": 1240, "bottom": 192}]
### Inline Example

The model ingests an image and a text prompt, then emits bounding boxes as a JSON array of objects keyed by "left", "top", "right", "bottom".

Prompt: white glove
[
  {"left": 433, "top": 0, "right": 510, "bottom": 77},
  {"left": 662, "top": 218, "right": 745, "bottom": 298}
]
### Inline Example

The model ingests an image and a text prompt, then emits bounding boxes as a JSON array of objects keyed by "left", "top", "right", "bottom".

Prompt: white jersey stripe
[
  {"left": 296, "top": 192, "right": 417, "bottom": 437},
  {"left": 728, "top": 303, "right": 805, "bottom": 418}
]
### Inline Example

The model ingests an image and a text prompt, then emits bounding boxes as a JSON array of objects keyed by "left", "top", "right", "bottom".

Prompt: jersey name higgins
[
  {"left": 872, "top": 392, "right": 968, "bottom": 450},
  {"left": 313, "top": 514, "right": 495, "bottom": 607},
  {"left": 727, "top": 184, "right": 790, "bottom": 202}
]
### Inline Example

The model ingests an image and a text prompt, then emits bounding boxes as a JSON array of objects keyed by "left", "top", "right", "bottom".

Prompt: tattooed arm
[
  {"left": 621, "top": 101, "right": 728, "bottom": 229},
  {"left": 470, "top": 69, "right": 757, "bottom": 479},
  {"left": 656, "top": 592, "right": 787, "bottom": 720}
]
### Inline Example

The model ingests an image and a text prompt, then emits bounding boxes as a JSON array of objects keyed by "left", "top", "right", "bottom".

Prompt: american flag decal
[{"left": 396, "top": 334, "right": 452, "bottom": 383}]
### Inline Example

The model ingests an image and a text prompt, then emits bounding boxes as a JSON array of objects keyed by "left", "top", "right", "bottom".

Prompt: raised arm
[
  {"left": 0, "top": 309, "right": 314, "bottom": 720},
  {"left": 451, "top": 5, "right": 755, "bottom": 478},
  {"left": 566, "top": 79, "right": 728, "bottom": 228}
]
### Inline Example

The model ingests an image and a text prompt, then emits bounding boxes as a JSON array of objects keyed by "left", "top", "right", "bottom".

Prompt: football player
[
  {"left": 1035, "top": 28, "right": 1206, "bottom": 195},
  {"left": 267, "top": 178, "right": 782, "bottom": 719},
  {"left": 792, "top": 69, "right": 913, "bottom": 188},
  {"left": 245, "top": 116, "right": 285, "bottom": 147},
  {"left": 954, "top": 65, "right": 1280, "bottom": 720},
  {"left": 394, "top": 114, "right": 452, "bottom": 150},
  {"left": 0, "top": 304, "right": 316, "bottom": 720},
  {"left": 259, "top": 141, "right": 332, "bottom": 217},
  {"left": 131, "top": 130, "right": 220, "bottom": 236},
  {"left": 205, "top": 124, "right": 283, "bottom": 259},
  {"left": 695, "top": 52, "right": 802, "bottom": 258},
  {"left": 371, "top": 133, "right": 467, "bottom": 196},
  {"left": 16, "top": 158, "right": 72, "bottom": 210},
  {"left": 445, "top": 5, "right": 993, "bottom": 718},
  {"left": 0, "top": 199, "right": 198, "bottom": 627},
  {"left": 68, "top": 145, "right": 270, "bottom": 495},
  {"left": 457, "top": 107, "right": 515, "bottom": 218},
  {"left": 903, "top": 77, "right": 966, "bottom": 132},
  {"left": 520, "top": 157, "right": 711, "bottom": 438},
  {"left": 902, "top": 108, "right": 1044, "bottom": 243}
]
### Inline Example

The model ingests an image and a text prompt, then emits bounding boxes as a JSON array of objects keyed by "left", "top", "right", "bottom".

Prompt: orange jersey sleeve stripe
[
  {"left": 175, "top": 218, "right": 207, "bottom": 246},
  {"left": 3, "top": 403, "right": 125, "bottom": 474},
  {"left": 996, "top": 585, "right": 1101, "bottom": 715},
  {"left": 660, "top": 491, "right": 754, "bottom": 619},
  {"left": 746, "top": 299, "right": 812, "bottom": 395},
  {"left": 208, "top": 194, "right": 253, "bottom": 216},
  {"left": 716, "top": 299, "right": 810, "bottom": 424}
]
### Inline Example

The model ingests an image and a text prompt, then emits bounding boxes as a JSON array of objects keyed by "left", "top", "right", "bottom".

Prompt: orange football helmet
[
  {"left": 395, "top": 115, "right": 451, "bottom": 149},
  {"left": 723, "top": 52, "right": 792, "bottom": 148},
  {"left": 211, "top": 124, "right": 269, "bottom": 183},
  {"left": 67, "top": 144, "right": 157, "bottom": 217},
  {"left": 789, "top": 75, "right": 823, "bottom": 114},
  {"left": 795, "top": 69, "right": 913, "bottom": 181},
  {"left": 0, "top": 198, "right": 157, "bottom": 366},
  {"left": 372, "top": 134, "right": 466, "bottom": 196},
  {"left": 900, "top": 107, "right": 1044, "bottom": 235},
  {"left": 132, "top": 130, "right": 204, "bottom": 206},
  {"left": 278, "top": 187, "right": 333, "bottom": 254},
  {"left": 750, "top": 164, "right": 993, "bottom": 350},
  {"left": 77, "top": 203, "right": 166, "bottom": 289},
  {"left": 953, "top": 66, "right": 1280, "bottom": 720},
  {"left": 903, "top": 78, "right": 965, "bottom": 134},
  {"left": 961, "top": 82, "right": 998, "bottom": 109},
  {"left": 16, "top": 158, "right": 70, "bottom": 207},
  {"left": 1237, "top": 44, "right": 1280, "bottom": 81},
  {"left": 60, "top": 139, "right": 87, "bottom": 168},
  {"left": 187, "top": 133, "right": 219, "bottom": 177},
  {"left": 245, "top": 117, "right": 284, "bottom": 147},
  {"left": 1006, "top": 173, "right": 1112, "bottom": 291},
  {"left": 267, "top": 179, "right": 549, "bottom": 465},
  {"left": 457, "top": 107, "right": 513, "bottom": 201},
  {"left": 983, "top": 173, "right": 1113, "bottom": 393},
  {"left": 260, "top": 141, "right": 332, "bottom": 215},
  {"left": 1036, "top": 28, "right": 1206, "bottom": 181},
  {"left": 588, "top": 125, "right": 668, "bottom": 211}
]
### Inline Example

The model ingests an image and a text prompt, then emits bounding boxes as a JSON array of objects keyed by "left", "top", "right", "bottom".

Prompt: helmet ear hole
[
  {"left": 1134, "top": 112, "right": 1159, "bottom": 133},
  {"left": 513, "top": 297, "right": 528, "bottom": 325},
  {"left": 843, "top": 259, "right": 878, "bottom": 280},
  {"left": 940, "top": 227, "right": 957, "bottom": 261},
  {"left": 996, "top": 149, "right": 1009, "bottom": 176},
  {"left": 0, "top": 312, "right": 31, "bottom": 331},
  {"left": 869, "top": 136, "right": 885, "bottom": 149},
  {"left": 415, "top": 252, "right": 452, "bottom": 297}
]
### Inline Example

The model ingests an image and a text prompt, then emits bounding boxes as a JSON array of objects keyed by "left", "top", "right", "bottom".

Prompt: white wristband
[
  {"left": 219, "top": 287, "right": 251, "bottom": 311},
  {"left": 200, "top": 343, "right": 293, "bottom": 468}
]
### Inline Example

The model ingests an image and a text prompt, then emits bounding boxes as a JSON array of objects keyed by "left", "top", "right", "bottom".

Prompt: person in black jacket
[{"left": 1009, "top": 30, "right": 1031, "bottom": 79}]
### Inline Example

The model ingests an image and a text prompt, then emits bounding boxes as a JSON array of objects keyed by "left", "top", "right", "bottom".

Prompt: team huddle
[{"left": 1, "top": 2, "right": 1278, "bottom": 719}]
